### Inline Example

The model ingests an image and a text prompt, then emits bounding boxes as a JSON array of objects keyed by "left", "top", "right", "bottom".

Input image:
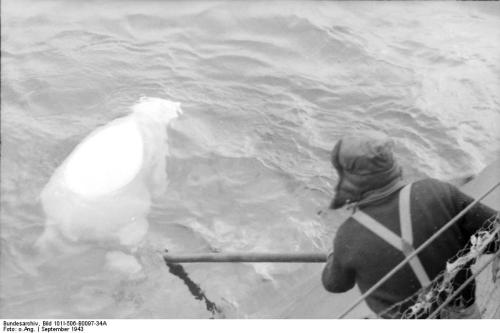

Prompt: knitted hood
[{"left": 330, "top": 131, "right": 403, "bottom": 209}]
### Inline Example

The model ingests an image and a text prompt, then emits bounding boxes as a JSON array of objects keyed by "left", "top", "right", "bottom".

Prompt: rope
[
  {"left": 337, "top": 180, "right": 500, "bottom": 319},
  {"left": 163, "top": 250, "right": 224, "bottom": 318},
  {"left": 428, "top": 251, "right": 500, "bottom": 318}
]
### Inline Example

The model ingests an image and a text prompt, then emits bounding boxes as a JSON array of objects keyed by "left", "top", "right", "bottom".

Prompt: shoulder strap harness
[{"left": 352, "top": 183, "right": 431, "bottom": 287}]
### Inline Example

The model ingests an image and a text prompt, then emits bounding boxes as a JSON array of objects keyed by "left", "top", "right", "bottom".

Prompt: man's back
[{"left": 323, "top": 178, "right": 497, "bottom": 317}]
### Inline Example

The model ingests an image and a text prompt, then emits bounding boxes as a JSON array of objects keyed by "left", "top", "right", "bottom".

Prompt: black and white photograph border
[{"left": 1, "top": 0, "right": 499, "bottom": 329}]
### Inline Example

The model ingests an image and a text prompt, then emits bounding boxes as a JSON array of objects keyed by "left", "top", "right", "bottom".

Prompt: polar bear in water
[{"left": 36, "top": 97, "right": 182, "bottom": 275}]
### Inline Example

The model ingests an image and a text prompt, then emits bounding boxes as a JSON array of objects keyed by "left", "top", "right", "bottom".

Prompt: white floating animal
[{"left": 36, "top": 97, "right": 182, "bottom": 274}]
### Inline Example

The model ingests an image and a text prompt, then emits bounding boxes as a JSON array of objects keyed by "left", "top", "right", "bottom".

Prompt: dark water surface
[{"left": 1, "top": 0, "right": 499, "bottom": 318}]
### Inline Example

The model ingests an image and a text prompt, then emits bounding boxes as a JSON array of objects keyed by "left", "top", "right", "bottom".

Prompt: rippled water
[{"left": 1, "top": 0, "right": 500, "bottom": 318}]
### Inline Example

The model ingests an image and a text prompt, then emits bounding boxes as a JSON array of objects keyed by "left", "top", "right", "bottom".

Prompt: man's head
[{"left": 330, "top": 131, "right": 402, "bottom": 209}]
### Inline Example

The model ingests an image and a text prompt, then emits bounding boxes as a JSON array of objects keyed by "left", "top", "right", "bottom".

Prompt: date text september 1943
[{"left": 3, "top": 320, "right": 108, "bottom": 332}]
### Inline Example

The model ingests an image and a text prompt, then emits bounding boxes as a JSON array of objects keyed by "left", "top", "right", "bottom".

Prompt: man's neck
[{"left": 357, "top": 178, "right": 407, "bottom": 208}]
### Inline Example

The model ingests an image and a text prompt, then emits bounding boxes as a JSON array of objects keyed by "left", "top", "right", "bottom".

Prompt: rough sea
[{"left": 1, "top": 0, "right": 500, "bottom": 318}]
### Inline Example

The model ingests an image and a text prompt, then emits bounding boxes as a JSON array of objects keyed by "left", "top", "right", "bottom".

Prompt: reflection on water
[{"left": 1, "top": 0, "right": 499, "bottom": 318}]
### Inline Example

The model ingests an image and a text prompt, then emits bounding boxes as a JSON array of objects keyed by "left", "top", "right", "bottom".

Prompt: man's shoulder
[
  {"left": 410, "top": 178, "right": 459, "bottom": 207},
  {"left": 413, "top": 177, "right": 445, "bottom": 186},
  {"left": 412, "top": 177, "right": 453, "bottom": 192},
  {"left": 335, "top": 214, "right": 364, "bottom": 242},
  {"left": 332, "top": 215, "right": 362, "bottom": 258}
]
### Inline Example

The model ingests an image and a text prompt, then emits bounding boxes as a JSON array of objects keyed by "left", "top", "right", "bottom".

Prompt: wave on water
[{"left": 1, "top": 0, "right": 500, "bottom": 318}]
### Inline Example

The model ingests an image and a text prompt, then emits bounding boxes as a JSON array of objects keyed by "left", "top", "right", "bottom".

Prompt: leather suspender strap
[
  {"left": 353, "top": 210, "right": 405, "bottom": 251},
  {"left": 399, "top": 185, "right": 413, "bottom": 245},
  {"left": 352, "top": 184, "right": 431, "bottom": 288},
  {"left": 399, "top": 184, "right": 431, "bottom": 287}
]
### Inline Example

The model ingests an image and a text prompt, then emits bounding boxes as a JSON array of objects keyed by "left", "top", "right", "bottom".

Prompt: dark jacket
[{"left": 322, "top": 178, "right": 498, "bottom": 318}]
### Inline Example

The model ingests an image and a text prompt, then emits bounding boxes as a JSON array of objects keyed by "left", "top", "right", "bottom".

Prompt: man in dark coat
[{"left": 322, "top": 131, "right": 498, "bottom": 319}]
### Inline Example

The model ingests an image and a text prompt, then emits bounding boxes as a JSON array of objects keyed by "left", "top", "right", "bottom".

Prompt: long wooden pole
[{"left": 163, "top": 252, "right": 328, "bottom": 263}]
